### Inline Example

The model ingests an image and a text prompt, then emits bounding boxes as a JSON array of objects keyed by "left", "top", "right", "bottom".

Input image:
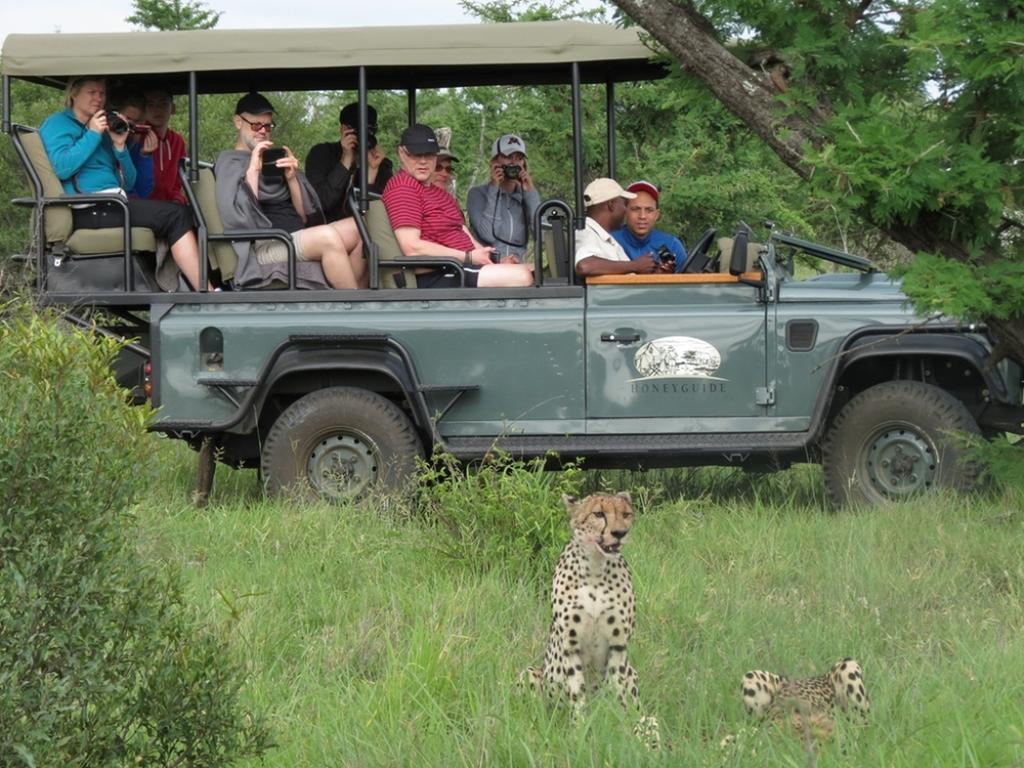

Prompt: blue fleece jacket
[
  {"left": 39, "top": 108, "right": 137, "bottom": 195},
  {"left": 127, "top": 141, "right": 154, "bottom": 198},
  {"left": 612, "top": 226, "right": 688, "bottom": 272}
]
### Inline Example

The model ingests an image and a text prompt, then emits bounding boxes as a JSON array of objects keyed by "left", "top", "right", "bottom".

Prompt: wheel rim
[
  {"left": 306, "top": 431, "right": 379, "bottom": 500},
  {"left": 861, "top": 422, "right": 938, "bottom": 500}
]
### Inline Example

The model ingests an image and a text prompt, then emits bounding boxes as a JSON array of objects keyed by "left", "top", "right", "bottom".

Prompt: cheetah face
[{"left": 563, "top": 492, "right": 635, "bottom": 557}]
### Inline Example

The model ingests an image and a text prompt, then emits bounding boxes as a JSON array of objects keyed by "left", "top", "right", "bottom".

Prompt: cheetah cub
[
  {"left": 742, "top": 659, "right": 870, "bottom": 739},
  {"left": 524, "top": 492, "right": 659, "bottom": 749}
]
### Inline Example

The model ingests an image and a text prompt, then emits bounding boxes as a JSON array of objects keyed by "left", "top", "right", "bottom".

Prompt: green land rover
[{"left": 4, "top": 22, "right": 1021, "bottom": 506}]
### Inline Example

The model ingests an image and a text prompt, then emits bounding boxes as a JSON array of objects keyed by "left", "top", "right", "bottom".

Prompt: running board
[{"left": 443, "top": 431, "right": 813, "bottom": 467}]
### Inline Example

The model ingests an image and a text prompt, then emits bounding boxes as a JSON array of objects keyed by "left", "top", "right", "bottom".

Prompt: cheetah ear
[
  {"left": 615, "top": 491, "right": 633, "bottom": 504},
  {"left": 562, "top": 493, "right": 579, "bottom": 515}
]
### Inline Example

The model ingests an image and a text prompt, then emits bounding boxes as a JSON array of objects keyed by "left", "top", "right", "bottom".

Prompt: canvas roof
[{"left": 1, "top": 21, "right": 666, "bottom": 91}]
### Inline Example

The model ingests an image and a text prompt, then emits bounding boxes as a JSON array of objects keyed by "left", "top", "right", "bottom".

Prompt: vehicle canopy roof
[{"left": 1, "top": 21, "right": 666, "bottom": 92}]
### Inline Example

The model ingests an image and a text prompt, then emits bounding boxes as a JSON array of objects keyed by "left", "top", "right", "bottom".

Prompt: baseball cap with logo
[
  {"left": 626, "top": 180, "right": 659, "bottom": 204},
  {"left": 235, "top": 92, "right": 275, "bottom": 115},
  {"left": 583, "top": 178, "right": 637, "bottom": 207},
  {"left": 400, "top": 124, "right": 440, "bottom": 154},
  {"left": 491, "top": 133, "right": 527, "bottom": 158}
]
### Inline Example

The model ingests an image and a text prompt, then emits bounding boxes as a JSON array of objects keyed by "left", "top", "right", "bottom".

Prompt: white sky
[{"left": 1, "top": 0, "right": 608, "bottom": 37}]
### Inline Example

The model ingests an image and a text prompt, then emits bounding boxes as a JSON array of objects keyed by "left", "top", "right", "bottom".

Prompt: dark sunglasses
[
  {"left": 240, "top": 116, "right": 275, "bottom": 132},
  {"left": 436, "top": 163, "right": 454, "bottom": 172}
]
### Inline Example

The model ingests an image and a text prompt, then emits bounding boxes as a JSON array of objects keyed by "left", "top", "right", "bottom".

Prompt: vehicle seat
[
  {"left": 12, "top": 124, "right": 160, "bottom": 291},
  {"left": 364, "top": 199, "right": 417, "bottom": 289},
  {"left": 716, "top": 236, "right": 763, "bottom": 273},
  {"left": 184, "top": 163, "right": 239, "bottom": 283}
]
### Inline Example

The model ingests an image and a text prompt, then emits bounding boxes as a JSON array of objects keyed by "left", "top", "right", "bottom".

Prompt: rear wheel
[
  {"left": 261, "top": 386, "right": 422, "bottom": 503},
  {"left": 822, "top": 381, "right": 981, "bottom": 506}
]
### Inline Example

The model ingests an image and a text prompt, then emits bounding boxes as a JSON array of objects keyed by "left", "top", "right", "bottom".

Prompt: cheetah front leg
[{"left": 606, "top": 647, "right": 660, "bottom": 750}]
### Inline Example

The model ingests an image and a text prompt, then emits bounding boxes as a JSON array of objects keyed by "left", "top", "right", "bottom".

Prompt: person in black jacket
[{"left": 304, "top": 102, "right": 393, "bottom": 222}]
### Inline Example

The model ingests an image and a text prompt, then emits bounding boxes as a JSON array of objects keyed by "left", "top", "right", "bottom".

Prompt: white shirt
[{"left": 574, "top": 216, "right": 630, "bottom": 265}]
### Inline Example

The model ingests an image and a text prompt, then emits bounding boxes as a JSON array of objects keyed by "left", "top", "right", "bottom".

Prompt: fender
[
  {"left": 156, "top": 333, "right": 445, "bottom": 445},
  {"left": 804, "top": 327, "right": 1009, "bottom": 442},
  {"left": 253, "top": 337, "right": 436, "bottom": 439}
]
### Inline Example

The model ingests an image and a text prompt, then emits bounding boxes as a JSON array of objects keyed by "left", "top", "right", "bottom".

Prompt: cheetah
[
  {"left": 742, "top": 659, "right": 870, "bottom": 739},
  {"left": 524, "top": 492, "right": 659, "bottom": 748}
]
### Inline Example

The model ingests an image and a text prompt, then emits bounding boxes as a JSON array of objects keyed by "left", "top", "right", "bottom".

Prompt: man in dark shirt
[
  {"left": 214, "top": 92, "right": 365, "bottom": 289},
  {"left": 305, "top": 102, "right": 393, "bottom": 222}
]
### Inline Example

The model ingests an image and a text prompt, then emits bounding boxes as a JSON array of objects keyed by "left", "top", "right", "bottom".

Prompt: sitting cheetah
[
  {"left": 742, "top": 659, "right": 870, "bottom": 739},
  {"left": 524, "top": 492, "right": 659, "bottom": 748}
]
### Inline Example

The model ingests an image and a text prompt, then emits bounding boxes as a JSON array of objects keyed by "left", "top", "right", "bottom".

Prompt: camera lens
[
  {"left": 107, "top": 112, "right": 129, "bottom": 134},
  {"left": 502, "top": 164, "right": 521, "bottom": 179}
]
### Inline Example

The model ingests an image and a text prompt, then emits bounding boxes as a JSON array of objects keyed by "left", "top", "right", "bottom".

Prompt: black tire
[
  {"left": 822, "top": 381, "right": 981, "bottom": 507},
  {"left": 261, "top": 386, "right": 423, "bottom": 503}
]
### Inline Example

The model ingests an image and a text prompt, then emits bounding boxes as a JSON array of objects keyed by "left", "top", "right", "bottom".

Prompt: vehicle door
[{"left": 584, "top": 278, "right": 769, "bottom": 431}]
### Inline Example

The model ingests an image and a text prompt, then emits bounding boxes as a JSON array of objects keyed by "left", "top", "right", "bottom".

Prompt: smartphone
[{"left": 261, "top": 147, "right": 286, "bottom": 178}]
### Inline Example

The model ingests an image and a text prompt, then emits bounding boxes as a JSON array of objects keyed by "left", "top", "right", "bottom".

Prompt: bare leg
[
  {"left": 329, "top": 217, "right": 367, "bottom": 288},
  {"left": 169, "top": 231, "right": 215, "bottom": 291},
  {"left": 476, "top": 263, "right": 534, "bottom": 288},
  {"left": 296, "top": 225, "right": 358, "bottom": 289}
]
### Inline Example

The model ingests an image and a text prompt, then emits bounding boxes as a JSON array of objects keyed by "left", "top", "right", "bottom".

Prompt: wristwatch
[{"left": 464, "top": 250, "right": 473, "bottom": 266}]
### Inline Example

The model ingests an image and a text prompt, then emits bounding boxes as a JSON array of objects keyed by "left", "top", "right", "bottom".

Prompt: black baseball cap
[
  {"left": 235, "top": 92, "right": 274, "bottom": 115},
  {"left": 339, "top": 102, "right": 378, "bottom": 128},
  {"left": 399, "top": 124, "right": 439, "bottom": 155}
]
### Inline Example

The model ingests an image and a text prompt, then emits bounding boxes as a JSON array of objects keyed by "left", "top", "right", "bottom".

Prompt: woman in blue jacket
[{"left": 40, "top": 76, "right": 208, "bottom": 291}]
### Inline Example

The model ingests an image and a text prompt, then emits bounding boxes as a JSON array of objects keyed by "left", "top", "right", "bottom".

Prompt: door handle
[{"left": 601, "top": 329, "right": 642, "bottom": 344}]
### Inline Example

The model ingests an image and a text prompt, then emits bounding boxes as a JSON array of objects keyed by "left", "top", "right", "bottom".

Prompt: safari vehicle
[{"left": 3, "top": 22, "right": 1022, "bottom": 507}]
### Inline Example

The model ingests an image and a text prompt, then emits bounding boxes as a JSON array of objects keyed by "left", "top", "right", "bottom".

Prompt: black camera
[
  {"left": 106, "top": 111, "right": 130, "bottom": 134},
  {"left": 366, "top": 132, "right": 378, "bottom": 150},
  {"left": 655, "top": 244, "right": 676, "bottom": 269},
  {"left": 502, "top": 164, "right": 521, "bottom": 179}
]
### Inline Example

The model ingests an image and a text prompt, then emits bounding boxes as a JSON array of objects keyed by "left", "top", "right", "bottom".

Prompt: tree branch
[{"left": 612, "top": 0, "right": 823, "bottom": 179}]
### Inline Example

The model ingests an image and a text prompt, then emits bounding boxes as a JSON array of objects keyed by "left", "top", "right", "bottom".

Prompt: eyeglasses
[
  {"left": 240, "top": 116, "right": 275, "bottom": 133},
  {"left": 436, "top": 164, "right": 454, "bottom": 173}
]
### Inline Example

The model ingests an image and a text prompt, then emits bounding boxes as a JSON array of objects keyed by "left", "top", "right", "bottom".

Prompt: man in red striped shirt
[{"left": 382, "top": 124, "right": 532, "bottom": 289}]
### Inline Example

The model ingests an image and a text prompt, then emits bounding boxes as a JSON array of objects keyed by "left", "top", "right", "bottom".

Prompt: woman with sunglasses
[{"left": 40, "top": 76, "right": 210, "bottom": 291}]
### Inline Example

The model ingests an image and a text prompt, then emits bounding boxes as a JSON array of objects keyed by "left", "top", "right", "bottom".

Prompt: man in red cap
[{"left": 612, "top": 181, "right": 688, "bottom": 272}]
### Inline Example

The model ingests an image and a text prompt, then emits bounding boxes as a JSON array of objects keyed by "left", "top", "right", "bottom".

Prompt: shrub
[
  {"left": 417, "top": 449, "right": 582, "bottom": 580},
  {"left": 0, "top": 303, "right": 270, "bottom": 767}
]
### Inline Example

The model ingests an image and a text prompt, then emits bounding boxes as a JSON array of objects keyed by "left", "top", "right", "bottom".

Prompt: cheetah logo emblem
[{"left": 632, "top": 336, "right": 725, "bottom": 381}]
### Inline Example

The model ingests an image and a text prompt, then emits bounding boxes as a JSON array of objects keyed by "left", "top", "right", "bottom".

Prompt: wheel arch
[
  {"left": 251, "top": 339, "right": 438, "bottom": 449},
  {"left": 811, "top": 328, "right": 1010, "bottom": 441}
]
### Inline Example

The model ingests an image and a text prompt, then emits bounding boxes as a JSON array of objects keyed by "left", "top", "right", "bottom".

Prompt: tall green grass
[{"left": 136, "top": 439, "right": 1024, "bottom": 766}]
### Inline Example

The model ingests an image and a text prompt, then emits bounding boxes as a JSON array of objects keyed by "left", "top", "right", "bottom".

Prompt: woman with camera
[
  {"left": 466, "top": 133, "right": 540, "bottom": 262},
  {"left": 39, "top": 76, "right": 209, "bottom": 291}
]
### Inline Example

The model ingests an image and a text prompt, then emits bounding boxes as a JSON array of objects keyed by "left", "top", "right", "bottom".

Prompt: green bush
[
  {"left": 418, "top": 449, "right": 582, "bottom": 580},
  {"left": 0, "top": 303, "right": 270, "bottom": 767}
]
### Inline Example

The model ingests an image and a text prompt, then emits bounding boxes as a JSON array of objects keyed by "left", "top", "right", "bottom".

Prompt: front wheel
[
  {"left": 261, "top": 386, "right": 423, "bottom": 503},
  {"left": 822, "top": 381, "right": 981, "bottom": 507}
]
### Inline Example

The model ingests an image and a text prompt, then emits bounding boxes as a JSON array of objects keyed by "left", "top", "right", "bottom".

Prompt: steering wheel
[{"left": 680, "top": 228, "right": 716, "bottom": 273}]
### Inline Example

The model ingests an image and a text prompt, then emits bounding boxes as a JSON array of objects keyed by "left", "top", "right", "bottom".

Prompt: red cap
[{"left": 626, "top": 180, "right": 659, "bottom": 203}]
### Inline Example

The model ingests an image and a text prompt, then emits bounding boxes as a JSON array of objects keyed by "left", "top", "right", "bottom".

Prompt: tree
[
  {"left": 610, "top": 0, "right": 1024, "bottom": 364},
  {"left": 126, "top": 0, "right": 221, "bottom": 31}
]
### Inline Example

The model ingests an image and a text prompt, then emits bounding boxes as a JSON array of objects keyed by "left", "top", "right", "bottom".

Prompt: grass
[{"left": 134, "top": 438, "right": 1024, "bottom": 767}]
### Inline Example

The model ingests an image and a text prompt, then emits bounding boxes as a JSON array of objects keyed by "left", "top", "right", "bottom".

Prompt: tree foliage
[
  {"left": 0, "top": 302, "right": 270, "bottom": 766},
  {"left": 126, "top": 0, "right": 222, "bottom": 30},
  {"left": 611, "top": 0, "right": 1024, "bottom": 361}
]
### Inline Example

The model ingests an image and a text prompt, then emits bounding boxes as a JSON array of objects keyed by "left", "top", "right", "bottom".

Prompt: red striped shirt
[{"left": 383, "top": 170, "right": 472, "bottom": 251}]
